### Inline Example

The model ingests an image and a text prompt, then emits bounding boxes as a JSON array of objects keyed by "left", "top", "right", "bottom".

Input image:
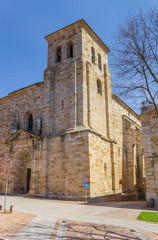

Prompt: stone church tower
[{"left": 0, "top": 20, "right": 144, "bottom": 199}]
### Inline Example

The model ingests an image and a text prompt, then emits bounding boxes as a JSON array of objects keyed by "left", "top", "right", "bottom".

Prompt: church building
[{"left": 0, "top": 20, "right": 144, "bottom": 199}]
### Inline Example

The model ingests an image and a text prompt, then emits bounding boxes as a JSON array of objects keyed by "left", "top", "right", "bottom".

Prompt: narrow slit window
[
  {"left": 91, "top": 46, "right": 95, "bottom": 64},
  {"left": 98, "top": 53, "right": 102, "bottom": 70},
  {"left": 67, "top": 41, "right": 73, "bottom": 58},
  {"left": 28, "top": 114, "right": 33, "bottom": 132},
  {"left": 62, "top": 100, "right": 64, "bottom": 108},
  {"left": 97, "top": 79, "right": 102, "bottom": 95},
  {"left": 56, "top": 46, "right": 61, "bottom": 63}
]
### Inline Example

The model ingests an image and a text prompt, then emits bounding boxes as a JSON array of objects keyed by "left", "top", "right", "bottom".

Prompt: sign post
[
  {"left": 143, "top": 177, "right": 146, "bottom": 195},
  {"left": 83, "top": 178, "right": 89, "bottom": 202}
]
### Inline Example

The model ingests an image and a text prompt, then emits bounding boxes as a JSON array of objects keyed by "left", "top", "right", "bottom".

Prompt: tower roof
[{"left": 45, "top": 19, "right": 110, "bottom": 53}]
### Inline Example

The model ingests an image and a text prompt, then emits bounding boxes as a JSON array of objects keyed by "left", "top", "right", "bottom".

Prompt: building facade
[
  {"left": 0, "top": 20, "right": 144, "bottom": 199},
  {"left": 140, "top": 105, "right": 158, "bottom": 207}
]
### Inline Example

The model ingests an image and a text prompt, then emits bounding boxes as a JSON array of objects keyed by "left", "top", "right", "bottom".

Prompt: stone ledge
[
  {"left": 89, "top": 192, "right": 145, "bottom": 203},
  {"left": 59, "top": 125, "right": 117, "bottom": 144}
]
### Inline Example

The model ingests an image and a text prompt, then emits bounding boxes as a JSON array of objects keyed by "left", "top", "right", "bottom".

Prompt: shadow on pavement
[
  {"left": 81, "top": 201, "right": 158, "bottom": 211},
  {"left": 65, "top": 220, "right": 141, "bottom": 240}
]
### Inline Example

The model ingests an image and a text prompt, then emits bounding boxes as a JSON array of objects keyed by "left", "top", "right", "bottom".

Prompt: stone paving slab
[
  {"left": 61, "top": 219, "right": 158, "bottom": 240},
  {"left": 12, "top": 217, "right": 55, "bottom": 240},
  {"left": 139, "top": 230, "right": 158, "bottom": 240},
  {"left": 95, "top": 208, "right": 142, "bottom": 220},
  {"left": 68, "top": 214, "right": 158, "bottom": 233}
]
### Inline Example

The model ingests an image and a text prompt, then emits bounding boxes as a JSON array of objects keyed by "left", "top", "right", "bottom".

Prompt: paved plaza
[{"left": 0, "top": 196, "right": 158, "bottom": 239}]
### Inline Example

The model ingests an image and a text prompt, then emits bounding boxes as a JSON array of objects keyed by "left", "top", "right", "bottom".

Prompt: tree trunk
[{"left": 4, "top": 173, "right": 9, "bottom": 213}]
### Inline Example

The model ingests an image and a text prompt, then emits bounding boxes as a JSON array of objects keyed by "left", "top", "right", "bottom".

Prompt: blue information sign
[
  {"left": 143, "top": 177, "right": 146, "bottom": 183},
  {"left": 84, "top": 183, "right": 89, "bottom": 188}
]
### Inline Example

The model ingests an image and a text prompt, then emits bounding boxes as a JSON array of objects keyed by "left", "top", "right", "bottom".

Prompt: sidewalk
[
  {"left": 12, "top": 216, "right": 55, "bottom": 240},
  {"left": 0, "top": 196, "right": 157, "bottom": 239}
]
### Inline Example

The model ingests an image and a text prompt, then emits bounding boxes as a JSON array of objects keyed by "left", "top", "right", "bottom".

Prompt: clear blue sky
[{"left": 0, "top": 0, "right": 158, "bottom": 110}]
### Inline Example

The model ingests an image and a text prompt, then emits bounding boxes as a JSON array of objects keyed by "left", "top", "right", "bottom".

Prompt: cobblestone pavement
[{"left": 0, "top": 196, "right": 157, "bottom": 239}]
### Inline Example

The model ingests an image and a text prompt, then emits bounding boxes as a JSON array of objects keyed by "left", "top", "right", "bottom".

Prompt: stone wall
[
  {"left": 0, "top": 20, "right": 144, "bottom": 200},
  {"left": 112, "top": 95, "right": 144, "bottom": 194},
  {"left": 89, "top": 133, "right": 113, "bottom": 196},
  {"left": 140, "top": 109, "right": 158, "bottom": 207},
  {"left": 82, "top": 27, "right": 111, "bottom": 137},
  {"left": 0, "top": 82, "right": 44, "bottom": 154},
  {"left": 46, "top": 131, "right": 89, "bottom": 197}
]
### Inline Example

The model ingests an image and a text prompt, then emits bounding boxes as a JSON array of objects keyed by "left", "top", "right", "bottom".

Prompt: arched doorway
[{"left": 13, "top": 150, "right": 31, "bottom": 193}]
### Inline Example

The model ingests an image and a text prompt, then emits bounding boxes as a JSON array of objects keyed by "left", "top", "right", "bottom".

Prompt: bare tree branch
[{"left": 111, "top": 8, "right": 158, "bottom": 113}]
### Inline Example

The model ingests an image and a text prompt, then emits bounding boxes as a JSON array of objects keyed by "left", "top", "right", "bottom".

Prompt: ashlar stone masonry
[
  {"left": 140, "top": 105, "right": 158, "bottom": 207},
  {"left": 0, "top": 20, "right": 144, "bottom": 199}
]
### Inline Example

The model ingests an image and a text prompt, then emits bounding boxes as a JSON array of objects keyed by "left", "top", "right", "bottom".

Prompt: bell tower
[{"left": 43, "top": 20, "right": 113, "bottom": 140}]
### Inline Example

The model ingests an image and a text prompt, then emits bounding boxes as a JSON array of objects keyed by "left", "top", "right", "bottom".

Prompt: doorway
[
  {"left": 13, "top": 150, "right": 31, "bottom": 193},
  {"left": 26, "top": 168, "right": 31, "bottom": 193}
]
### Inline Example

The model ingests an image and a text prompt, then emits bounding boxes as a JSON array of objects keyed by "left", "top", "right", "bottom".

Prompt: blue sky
[{"left": 0, "top": 0, "right": 158, "bottom": 111}]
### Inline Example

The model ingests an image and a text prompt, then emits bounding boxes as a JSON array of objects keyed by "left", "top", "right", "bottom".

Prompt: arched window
[
  {"left": 97, "top": 79, "right": 102, "bottom": 95},
  {"left": 28, "top": 114, "right": 33, "bottom": 132},
  {"left": 98, "top": 53, "right": 102, "bottom": 70},
  {"left": 67, "top": 41, "right": 73, "bottom": 58},
  {"left": 91, "top": 46, "right": 95, "bottom": 64},
  {"left": 56, "top": 46, "right": 61, "bottom": 63}
]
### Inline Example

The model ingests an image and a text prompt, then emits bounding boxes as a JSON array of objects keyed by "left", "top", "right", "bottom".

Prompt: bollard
[{"left": 10, "top": 205, "right": 14, "bottom": 213}]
